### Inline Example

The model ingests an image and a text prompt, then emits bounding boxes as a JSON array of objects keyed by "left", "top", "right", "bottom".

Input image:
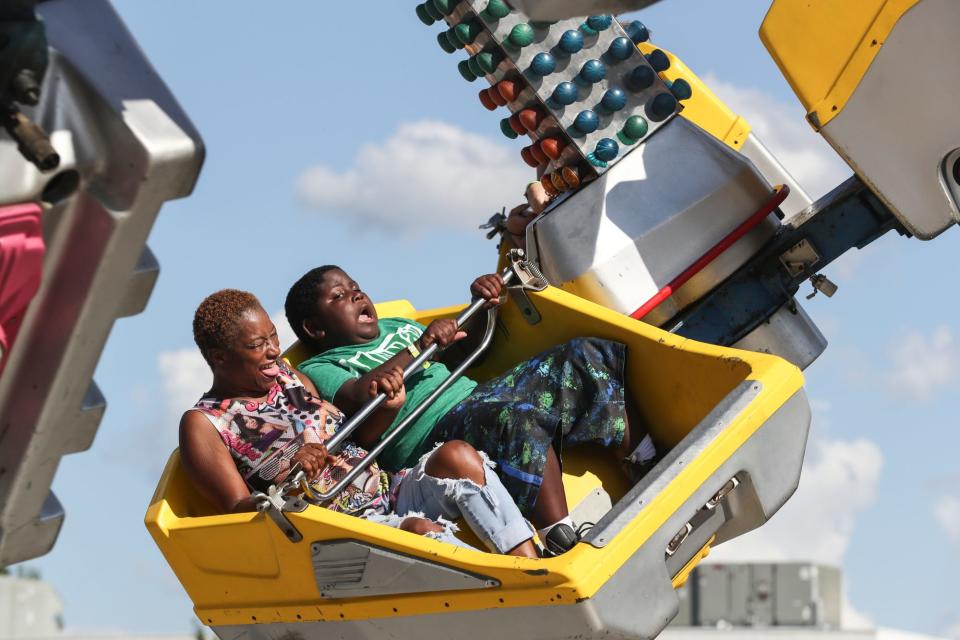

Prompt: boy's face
[{"left": 308, "top": 268, "right": 380, "bottom": 346}]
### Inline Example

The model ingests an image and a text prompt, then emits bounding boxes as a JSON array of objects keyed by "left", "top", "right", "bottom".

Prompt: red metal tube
[{"left": 629, "top": 185, "right": 790, "bottom": 321}]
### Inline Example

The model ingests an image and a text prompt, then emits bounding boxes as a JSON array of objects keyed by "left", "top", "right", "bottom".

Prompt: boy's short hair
[
  {"left": 285, "top": 265, "right": 341, "bottom": 344},
  {"left": 193, "top": 289, "right": 261, "bottom": 365}
]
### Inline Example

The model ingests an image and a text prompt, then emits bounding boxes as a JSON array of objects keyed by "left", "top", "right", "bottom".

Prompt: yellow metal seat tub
[{"left": 145, "top": 285, "right": 809, "bottom": 640}]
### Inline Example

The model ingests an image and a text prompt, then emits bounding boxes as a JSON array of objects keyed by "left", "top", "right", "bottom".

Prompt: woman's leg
[{"left": 398, "top": 441, "right": 538, "bottom": 558}]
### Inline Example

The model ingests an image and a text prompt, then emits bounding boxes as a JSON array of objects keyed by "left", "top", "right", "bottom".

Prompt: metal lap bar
[{"left": 299, "top": 268, "right": 515, "bottom": 506}]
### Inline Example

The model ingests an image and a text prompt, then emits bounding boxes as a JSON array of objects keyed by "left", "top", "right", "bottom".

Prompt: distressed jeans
[{"left": 390, "top": 445, "right": 535, "bottom": 554}]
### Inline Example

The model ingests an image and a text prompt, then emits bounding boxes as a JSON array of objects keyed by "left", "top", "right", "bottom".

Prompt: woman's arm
[
  {"left": 180, "top": 409, "right": 336, "bottom": 512},
  {"left": 179, "top": 410, "right": 260, "bottom": 513}
]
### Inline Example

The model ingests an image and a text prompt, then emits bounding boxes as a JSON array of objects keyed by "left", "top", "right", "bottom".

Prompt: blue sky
[{"left": 24, "top": 1, "right": 960, "bottom": 637}]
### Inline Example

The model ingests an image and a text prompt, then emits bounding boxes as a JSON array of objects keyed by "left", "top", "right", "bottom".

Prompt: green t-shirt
[{"left": 298, "top": 317, "right": 477, "bottom": 471}]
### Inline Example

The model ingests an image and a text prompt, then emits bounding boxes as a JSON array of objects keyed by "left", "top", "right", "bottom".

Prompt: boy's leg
[
  {"left": 433, "top": 397, "right": 569, "bottom": 527},
  {"left": 433, "top": 337, "right": 633, "bottom": 515},
  {"left": 395, "top": 441, "right": 538, "bottom": 558}
]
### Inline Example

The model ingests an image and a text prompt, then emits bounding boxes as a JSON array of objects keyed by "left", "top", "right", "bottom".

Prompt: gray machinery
[
  {"left": 0, "top": 1, "right": 203, "bottom": 566},
  {"left": 0, "top": 2, "right": 956, "bottom": 622}
]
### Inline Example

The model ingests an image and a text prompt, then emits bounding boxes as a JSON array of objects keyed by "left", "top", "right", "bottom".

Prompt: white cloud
[
  {"left": 843, "top": 597, "right": 874, "bottom": 631},
  {"left": 269, "top": 308, "right": 297, "bottom": 353},
  {"left": 883, "top": 326, "right": 959, "bottom": 402},
  {"left": 710, "top": 435, "right": 883, "bottom": 566},
  {"left": 296, "top": 120, "right": 531, "bottom": 232},
  {"left": 934, "top": 495, "right": 960, "bottom": 547},
  {"left": 944, "top": 621, "right": 960, "bottom": 640},
  {"left": 703, "top": 75, "right": 852, "bottom": 201},
  {"left": 706, "top": 434, "right": 883, "bottom": 630},
  {"left": 157, "top": 347, "right": 211, "bottom": 429}
]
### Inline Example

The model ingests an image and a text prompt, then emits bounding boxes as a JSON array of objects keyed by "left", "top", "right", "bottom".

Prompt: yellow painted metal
[
  {"left": 672, "top": 536, "right": 713, "bottom": 590},
  {"left": 638, "top": 43, "right": 751, "bottom": 150},
  {"left": 147, "top": 285, "right": 804, "bottom": 626},
  {"left": 760, "top": 0, "right": 921, "bottom": 129}
]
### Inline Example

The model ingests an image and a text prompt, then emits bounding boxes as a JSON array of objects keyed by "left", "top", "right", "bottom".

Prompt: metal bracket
[
  {"left": 779, "top": 238, "right": 821, "bottom": 277},
  {"left": 778, "top": 239, "right": 838, "bottom": 300},
  {"left": 665, "top": 476, "right": 741, "bottom": 558},
  {"left": 806, "top": 273, "right": 838, "bottom": 300},
  {"left": 253, "top": 473, "right": 308, "bottom": 543},
  {"left": 479, "top": 207, "right": 507, "bottom": 240},
  {"left": 506, "top": 248, "right": 549, "bottom": 325}
]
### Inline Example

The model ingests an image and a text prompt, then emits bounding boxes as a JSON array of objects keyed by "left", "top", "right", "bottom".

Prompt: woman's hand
[
  {"left": 417, "top": 318, "right": 467, "bottom": 350},
  {"left": 291, "top": 443, "right": 332, "bottom": 481},
  {"left": 470, "top": 274, "right": 504, "bottom": 308},
  {"left": 307, "top": 395, "right": 343, "bottom": 422}
]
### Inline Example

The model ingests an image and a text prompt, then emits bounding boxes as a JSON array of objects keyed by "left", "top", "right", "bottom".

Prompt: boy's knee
[
  {"left": 426, "top": 440, "right": 486, "bottom": 485},
  {"left": 399, "top": 516, "right": 444, "bottom": 536}
]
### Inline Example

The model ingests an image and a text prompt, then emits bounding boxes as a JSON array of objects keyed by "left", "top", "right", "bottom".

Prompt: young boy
[{"left": 285, "top": 267, "right": 658, "bottom": 555}]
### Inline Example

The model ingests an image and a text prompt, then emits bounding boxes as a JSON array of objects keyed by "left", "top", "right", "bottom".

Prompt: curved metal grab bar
[{"left": 298, "top": 268, "right": 514, "bottom": 506}]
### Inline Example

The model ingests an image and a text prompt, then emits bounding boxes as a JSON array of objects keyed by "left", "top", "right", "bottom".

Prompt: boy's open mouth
[{"left": 357, "top": 304, "right": 375, "bottom": 324}]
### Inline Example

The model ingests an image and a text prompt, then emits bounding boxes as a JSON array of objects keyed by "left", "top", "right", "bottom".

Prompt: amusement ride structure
[{"left": 0, "top": 1, "right": 956, "bottom": 638}]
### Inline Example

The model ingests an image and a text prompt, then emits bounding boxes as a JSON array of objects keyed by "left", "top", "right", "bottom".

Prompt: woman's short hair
[{"left": 193, "top": 289, "right": 261, "bottom": 365}]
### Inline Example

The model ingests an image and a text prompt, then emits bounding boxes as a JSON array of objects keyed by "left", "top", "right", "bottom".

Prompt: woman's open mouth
[{"left": 259, "top": 361, "right": 280, "bottom": 378}]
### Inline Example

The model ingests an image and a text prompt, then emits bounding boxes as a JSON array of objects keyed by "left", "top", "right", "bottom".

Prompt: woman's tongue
[{"left": 260, "top": 363, "right": 280, "bottom": 378}]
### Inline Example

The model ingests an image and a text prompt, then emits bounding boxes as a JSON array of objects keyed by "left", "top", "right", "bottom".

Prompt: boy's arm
[
  {"left": 344, "top": 367, "right": 407, "bottom": 448},
  {"left": 332, "top": 318, "right": 467, "bottom": 414}
]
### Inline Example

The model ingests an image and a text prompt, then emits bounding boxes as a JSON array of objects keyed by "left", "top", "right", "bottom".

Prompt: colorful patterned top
[{"left": 191, "top": 360, "right": 390, "bottom": 516}]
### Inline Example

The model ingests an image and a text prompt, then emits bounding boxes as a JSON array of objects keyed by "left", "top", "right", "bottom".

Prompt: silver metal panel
[
  {"left": 739, "top": 133, "right": 813, "bottom": 220},
  {"left": 115, "top": 245, "right": 160, "bottom": 319},
  {"left": 0, "top": 0, "right": 204, "bottom": 566},
  {"left": 774, "top": 563, "right": 814, "bottom": 626},
  {"left": 584, "top": 381, "right": 762, "bottom": 547},
  {"left": 0, "top": 575, "right": 64, "bottom": 638},
  {"left": 696, "top": 566, "right": 731, "bottom": 626},
  {"left": 732, "top": 299, "right": 827, "bottom": 370},
  {"left": 816, "top": 565, "right": 843, "bottom": 628},
  {"left": 674, "top": 580, "right": 693, "bottom": 626},
  {"left": 530, "top": 117, "right": 778, "bottom": 325},
  {"left": 750, "top": 564, "right": 774, "bottom": 626},
  {"left": 509, "top": 0, "right": 663, "bottom": 20},
  {"left": 819, "top": 0, "right": 960, "bottom": 239},
  {"left": 58, "top": 382, "right": 106, "bottom": 456},
  {"left": 311, "top": 540, "right": 498, "bottom": 599}
]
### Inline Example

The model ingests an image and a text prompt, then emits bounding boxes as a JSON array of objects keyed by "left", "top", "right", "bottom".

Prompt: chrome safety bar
[{"left": 296, "top": 265, "right": 517, "bottom": 506}]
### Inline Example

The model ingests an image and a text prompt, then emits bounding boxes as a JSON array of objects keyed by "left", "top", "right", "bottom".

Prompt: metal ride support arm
[{"left": 672, "top": 176, "right": 906, "bottom": 347}]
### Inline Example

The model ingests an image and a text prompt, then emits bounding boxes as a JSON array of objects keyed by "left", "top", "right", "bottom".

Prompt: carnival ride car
[{"left": 1, "top": 1, "right": 957, "bottom": 638}]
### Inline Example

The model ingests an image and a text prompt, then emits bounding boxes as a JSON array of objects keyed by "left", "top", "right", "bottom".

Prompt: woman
[{"left": 178, "top": 288, "right": 538, "bottom": 558}]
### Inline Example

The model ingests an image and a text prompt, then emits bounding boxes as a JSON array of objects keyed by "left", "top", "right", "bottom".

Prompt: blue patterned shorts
[{"left": 434, "top": 337, "right": 628, "bottom": 515}]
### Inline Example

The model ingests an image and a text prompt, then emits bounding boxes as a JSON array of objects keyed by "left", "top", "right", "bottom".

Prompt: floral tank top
[{"left": 192, "top": 361, "right": 390, "bottom": 516}]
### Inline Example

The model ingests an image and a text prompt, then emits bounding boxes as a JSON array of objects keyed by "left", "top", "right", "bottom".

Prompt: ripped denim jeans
[
  {"left": 363, "top": 512, "right": 475, "bottom": 550},
  {"left": 389, "top": 444, "right": 535, "bottom": 554}
]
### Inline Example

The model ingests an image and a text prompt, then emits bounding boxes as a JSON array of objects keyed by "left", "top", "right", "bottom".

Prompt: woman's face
[{"left": 212, "top": 305, "right": 282, "bottom": 396}]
